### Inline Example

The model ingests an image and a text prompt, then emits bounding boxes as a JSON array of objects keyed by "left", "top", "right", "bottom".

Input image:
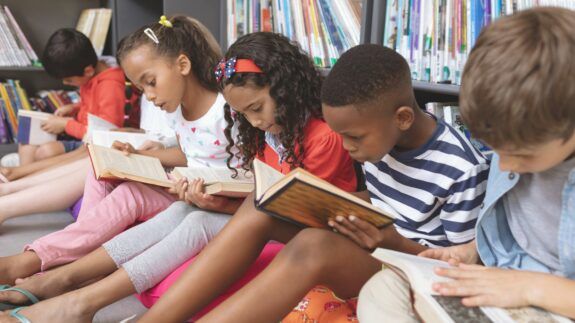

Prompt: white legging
[{"left": 102, "top": 201, "right": 230, "bottom": 292}]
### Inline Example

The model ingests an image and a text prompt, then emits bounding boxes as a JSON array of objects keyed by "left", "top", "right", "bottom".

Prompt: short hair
[
  {"left": 42, "top": 28, "right": 98, "bottom": 78},
  {"left": 117, "top": 16, "right": 222, "bottom": 92},
  {"left": 321, "top": 44, "right": 412, "bottom": 107},
  {"left": 460, "top": 7, "right": 575, "bottom": 149}
]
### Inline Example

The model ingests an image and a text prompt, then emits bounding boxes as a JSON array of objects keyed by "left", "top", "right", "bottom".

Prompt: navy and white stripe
[{"left": 364, "top": 120, "right": 489, "bottom": 248}]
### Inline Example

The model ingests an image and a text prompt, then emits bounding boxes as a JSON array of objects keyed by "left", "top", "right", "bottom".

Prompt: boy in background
[
  {"left": 16, "top": 28, "right": 126, "bottom": 165},
  {"left": 358, "top": 7, "right": 575, "bottom": 321}
]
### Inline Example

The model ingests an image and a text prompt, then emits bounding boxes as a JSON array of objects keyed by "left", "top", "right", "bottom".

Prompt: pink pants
[{"left": 26, "top": 168, "right": 176, "bottom": 271}]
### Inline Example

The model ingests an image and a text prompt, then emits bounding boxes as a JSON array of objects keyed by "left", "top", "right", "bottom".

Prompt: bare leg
[
  {"left": 0, "top": 268, "right": 135, "bottom": 323},
  {"left": 0, "top": 160, "right": 87, "bottom": 225},
  {"left": 0, "top": 157, "right": 88, "bottom": 197},
  {"left": 17, "top": 144, "right": 38, "bottom": 166},
  {"left": 0, "top": 146, "right": 86, "bottom": 181},
  {"left": 199, "top": 228, "right": 381, "bottom": 323},
  {"left": 33, "top": 142, "right": 66, "bottom": 162},
  {"left": 0, "top": 252, "right": 41, "bottom": 285},
  {"left": 0, "top": 247, "right": 117, "bottom": 304},
  {"left": 138, "top": 195, "right": 302, "bottom": 323}
]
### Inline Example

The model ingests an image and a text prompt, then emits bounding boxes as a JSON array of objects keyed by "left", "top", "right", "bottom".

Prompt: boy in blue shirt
[{"left": 358, "top": 7, "right": 575, "bottom": 321}]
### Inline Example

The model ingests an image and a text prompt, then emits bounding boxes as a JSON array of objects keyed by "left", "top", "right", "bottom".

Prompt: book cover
[
  {"left": 253, "top": 159, "right": 396, "bottom": 229},
  {"left": 16, "top": 110, "right": 56, "bottom": 145},
  {"left": 172, "top": 166, "right": 254, "bottom": 198}
]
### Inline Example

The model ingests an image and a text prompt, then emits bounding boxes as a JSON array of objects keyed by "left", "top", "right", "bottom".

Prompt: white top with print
[{"left": 168, "top": 93, "right": 231, "bottom": 168}]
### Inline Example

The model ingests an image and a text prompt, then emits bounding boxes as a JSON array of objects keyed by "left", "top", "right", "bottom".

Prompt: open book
[
  {"left": 91, "top": 130, "right": 158, "bottom": 149},
  {"left": 372, "top": 249, "right": 572, "bottom": 323},
  {"left": 171, "top": 167, "right": 254, "bottom": 198},
  {"left": 17, "top": 110, "right": 57, "bottom": 145},
  {"left": 253, "top": 158, "right": 396, "bottom": 228},
  {"left": 87, "top": 144, "right": 172, "bottom": 188}
]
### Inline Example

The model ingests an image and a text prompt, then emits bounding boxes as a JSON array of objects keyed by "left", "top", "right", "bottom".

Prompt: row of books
[
  {"left": 226, "top": 0, "right": 363, "bottom": 68},
  {"left": 76, "top": 8, "right": 113, "bottom": 57},
  {"left": 0, "top": 6, "right": 40, "bottom": 67},
  {"left": 0, "top": 79, "right": 79, "bottom": 143},
  {"left": 384, "top": 0, "right": 575, "bottom": 85}
]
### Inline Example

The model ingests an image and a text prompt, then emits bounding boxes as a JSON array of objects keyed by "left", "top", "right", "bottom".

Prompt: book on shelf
[
  {"left": 371, "top": 248, "right": 571, "bottom": 323},
  {"left": 87, "top": 144, "right": 173, "bottom": 188},
  {"left": 252, "top": 158, "right": 396, "bottom": 228},
  {"left": 384, "top": 0, "right": 575, "bottom": 86},
  {"left": 227, "top": 0, "right": 362, "bottom": 68},
  {"left": 16, "top": 110, "right": 57, "bottom": 145},
  {"left": 0, "top": 5, "right": 38, "bottom": 67},
  {"left": 171, "top": 167, "right": 255, "bottom": 198},
  {"left": 76, "top": 8, "right": 112, "bottom": 56}
]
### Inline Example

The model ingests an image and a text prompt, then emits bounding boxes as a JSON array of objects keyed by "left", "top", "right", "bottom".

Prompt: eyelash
[
  {"left": 252, "top": 106, "right": 262, "bottom": 112},
  {"left": 147, "top": 80, "right": 156, "bottom": 87}
]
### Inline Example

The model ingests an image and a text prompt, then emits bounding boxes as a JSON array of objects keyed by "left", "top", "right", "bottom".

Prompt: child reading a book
[
  {"left": 0, "top": 32, "right": 358, "bottom": 323},
  {"left": 16, "top": 28, "right": 126, "bottom": 165},
  {"left": 110, "top": 44, "right": 487, "bottom": 323},
  {"left": 0, "top": 16, "right": 227, "bottom": 286},
  {"left": 357, "top": 8, "right": 575, "bottom": 321}
]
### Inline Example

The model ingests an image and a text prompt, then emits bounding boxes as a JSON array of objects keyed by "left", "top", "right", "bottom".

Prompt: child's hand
[
  {"left": 137, "top": 140, "right": 165, "bottom": 151},
  {"left": 184, "top": 178, "right": 231, "bottom": 212},
  {"left": 328, "top": 215, "right": 393, "bottom": 250},
  {"left": 167, "top": 177, "right": 188, "bottom": 198},
  {"left": 418, "top": 241, "right": 479, "bottom": 265},
  {"left": 54, "top": 104, "right": 75, "bottom": 117},
  {"left": 433, "top": 264, "right": 535, "bottom": 308},
  {"left": 41, "top": 116, "right": 70, "bottom": 134},
  {"left": 111, "top": 141, "right": 137, "bottom": 155}
]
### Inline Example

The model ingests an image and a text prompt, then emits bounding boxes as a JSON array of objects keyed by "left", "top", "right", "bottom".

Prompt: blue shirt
[
  {"left": 476, "top": 154, "right": 575, "bottom": 279},
  {"left": 364, "top": 120, "right": 489, "bottom": 247}
]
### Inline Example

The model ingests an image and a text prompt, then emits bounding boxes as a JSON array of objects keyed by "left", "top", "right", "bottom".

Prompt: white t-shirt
[{"left": 168, "top": 93, "right": 231, "bottom": 168}]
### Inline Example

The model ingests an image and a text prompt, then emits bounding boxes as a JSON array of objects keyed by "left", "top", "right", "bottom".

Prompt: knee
[
  {"left": 35, "top": 143, "right": 63, "bottom": 160},
  {"left": 281, "top": 228, "right": 341, "bottom": 274}
]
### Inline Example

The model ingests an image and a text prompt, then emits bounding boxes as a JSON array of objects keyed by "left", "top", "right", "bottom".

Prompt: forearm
[
  {"left": 381, "top": 226, "right": 427, "bottom": 255},
  {"left": 220, "top": 198, "right": 244, "bottom": 215},
  {"left": 528, "top": 273, "right": 575, "bottom": 318},
  {"left": 137, "top": 147, "right": 187, "bottom": 167}
]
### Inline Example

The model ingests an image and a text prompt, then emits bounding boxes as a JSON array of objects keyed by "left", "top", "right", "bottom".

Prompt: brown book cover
[{"left": 253, "top": 159, "right": 395, "bottom": 228}]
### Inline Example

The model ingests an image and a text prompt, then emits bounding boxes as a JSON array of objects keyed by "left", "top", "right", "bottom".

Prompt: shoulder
[{"left": 302, "top": 118, "right": 341, "bottom": 147}]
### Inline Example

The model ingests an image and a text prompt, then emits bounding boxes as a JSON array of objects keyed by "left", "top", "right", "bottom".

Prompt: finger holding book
[
  {"left": 54, "top": 104, "right": 76, "bottom": 117},
  {"left": 184, "top": 178, "right": 232, "bottom": 212},
  {"left": 328, "top": 214, "right": 384, "bottom": 251},
  {"left": 137, "top": 140, "right": 165, "bottom": 151},
  {"left": 40, "top": 116, "right": 70, "bottom": 134},
  {"left": 166, "top": 177, "right": 188, "bottom": 199},
  {"left": 418, "top": 240, "right": 479, "bottom": 265},
  {"left": 111, "top": 140, "right": 137, "bottom": 156}
]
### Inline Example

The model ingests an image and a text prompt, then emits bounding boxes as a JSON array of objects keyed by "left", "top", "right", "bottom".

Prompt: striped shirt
[{"left": 364, "top": 120, "right": 489, "bottom": 247}]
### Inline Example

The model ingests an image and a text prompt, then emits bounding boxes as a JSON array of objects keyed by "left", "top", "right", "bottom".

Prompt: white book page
[
  {"left": 481, "top": 307, "right": 572, "bottom": 323},
  {"left": 173, "top": 167, "right": 253, "bottom": 185},
  {"left": 372, "top": 248, "right": 451, "bottom": 295},
  {"left": 253, "top": 159, "right": 284, "bottom": 201},
  {"left": 94, "top": 145, "right": 167, "bottom": 182},
  {"left": 91, "top": 130, "right": 156, "bottom": 149}
]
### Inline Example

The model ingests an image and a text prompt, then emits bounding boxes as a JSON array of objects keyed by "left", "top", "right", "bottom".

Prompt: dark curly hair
[
  {"left": 116, "top": 16, "right": 222, "bottom": 92},
  {"left": 221, "top": 32, "right": 322, "bottom": 174}
]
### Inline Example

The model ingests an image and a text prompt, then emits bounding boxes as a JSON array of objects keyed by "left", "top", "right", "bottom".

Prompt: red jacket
[{"left": 65, "top": 67, "right": 126, "bottom": 139}]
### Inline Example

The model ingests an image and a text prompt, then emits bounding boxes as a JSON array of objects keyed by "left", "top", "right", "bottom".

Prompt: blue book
[
  {"left": 16, "top": 110, "right": 56, "bottom": 145},
  {"left": 317, "top": 0, "right": 345, "bottom": 54}
]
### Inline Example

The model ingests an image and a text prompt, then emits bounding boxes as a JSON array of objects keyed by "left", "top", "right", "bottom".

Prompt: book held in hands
[
  {"left": 87, "top": 144, "right": 173, "bottom": 188},
  {"left": 171, "top": 167, "right": 254, "bottom": 198},
  {"left": 371, "top": 248, "right": 571, "bottom": 323},
  {"left": 17, "top": 110, "right": 57, "bottom": 145},
  {"left": 253, "top": 158, "right": 396, "bottom": 228}
]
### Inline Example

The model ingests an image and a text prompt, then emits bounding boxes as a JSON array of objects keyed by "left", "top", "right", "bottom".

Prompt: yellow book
[
  {"left": 253, "top": 158, "right": 395, "bottom": 228},
  {"left": 14, "top": 80, "right": 31, "bottom": 111},
  {"left": 171, "top": 167, "right": 254, "bottom": 198},
  {"left": 0, "top": 84, "right": 18, "bottom": 136},
  {"left": 87, "top": 144, "right": 173, "bottom": 188}
]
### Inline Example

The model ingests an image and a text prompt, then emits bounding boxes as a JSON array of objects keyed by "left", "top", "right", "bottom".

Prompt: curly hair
[
  {"left": 221, "top": 32, "right": 322, "bottom": 174},
  {"left": 116, "top": 16, "right": 222, "bottom": 92}
]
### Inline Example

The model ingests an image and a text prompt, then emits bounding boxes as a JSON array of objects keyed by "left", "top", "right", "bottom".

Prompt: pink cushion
[
  {"left": 68, "top": 197, "right": 83, "bottom": 221},
  {"left": 136, "top": 243, "right": 284, "bottom": 321}
]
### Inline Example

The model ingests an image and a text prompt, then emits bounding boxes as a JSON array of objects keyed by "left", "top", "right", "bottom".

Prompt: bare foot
[
  {"left": 0, "top": 252, "right": 42, "bottom": 285},
  {"left": 0, "top": 269, "right": 75, "bottom": 305},
  {"left": 0, "top": 291, "right": 95, "bottom": 323},
  {"left": 0, "top": 167, "right": 12, "bottom": 181}
]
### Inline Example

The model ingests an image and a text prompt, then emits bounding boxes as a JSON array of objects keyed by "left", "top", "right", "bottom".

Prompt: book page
[
  {"left": 18, "top": 110, "right": 52, "bottom": 120},
  {"left": 90, "top": 144, "right": 169, "bottom": 184},
  {"left": 172, "top": 167, "right": 253, "bottom": 185},
  {"left": 481, "top": 307, "right": 572, "bottom": 323},
  {"left": 253, "top": 158, "right": 284, "bottom": 201},
  {"left": 91, "top": 130, "right": 156, "bottom": 149},
  {"left": 372, "top": 249, "right": 451, "bottom": 295}
]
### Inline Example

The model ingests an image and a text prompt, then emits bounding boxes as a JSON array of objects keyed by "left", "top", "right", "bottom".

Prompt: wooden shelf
[
  {"left": 412, "top": 81, "right": 460, "bottom": 96},
  {"left": 0, "top": 66, "right": 44, "bottom": 72}
]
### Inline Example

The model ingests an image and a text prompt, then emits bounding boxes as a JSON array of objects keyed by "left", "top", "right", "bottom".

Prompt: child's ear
[
  {"left": 394, "top": 106, "right": 415, "bottom": 131},
  {"left": 176, "top": 54, "right": 192, "bottom": 76},
  {"left": 83, "top": 65, "right": 95, "bottom": 78}
]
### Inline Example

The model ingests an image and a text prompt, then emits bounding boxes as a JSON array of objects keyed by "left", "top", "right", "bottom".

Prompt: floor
[{"left": 0, "top": 145, "right": 148, "bottom": 322}]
